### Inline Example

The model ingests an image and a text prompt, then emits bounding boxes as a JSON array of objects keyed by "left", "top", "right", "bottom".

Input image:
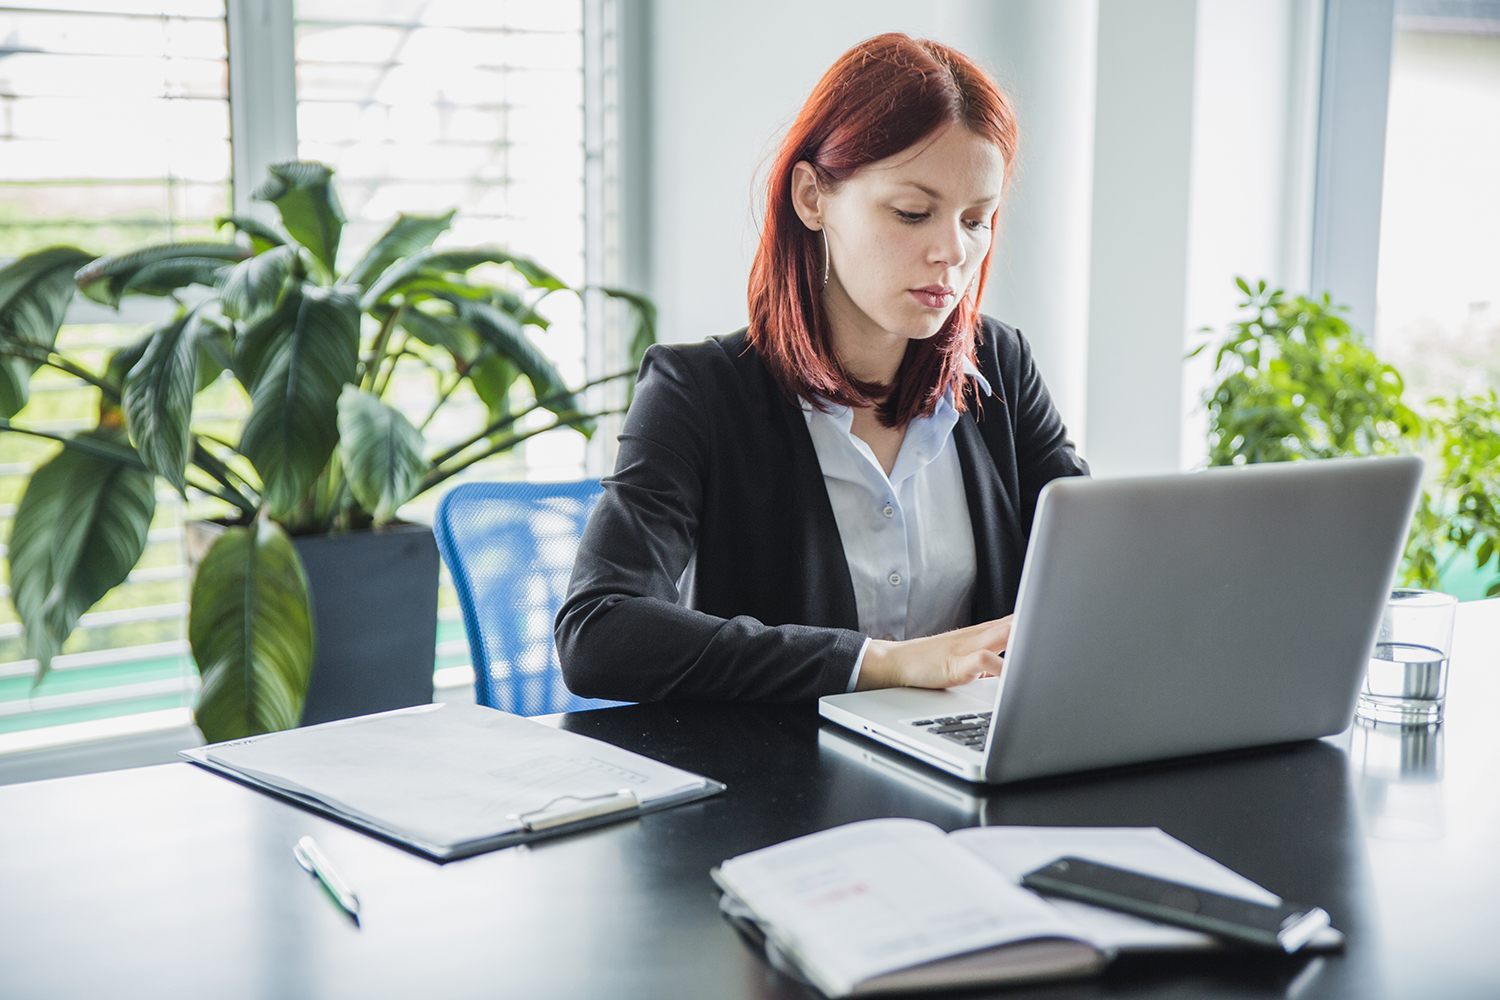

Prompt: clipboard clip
[{"left": 510, "top": 788, "right": 640, "bottom": 832}]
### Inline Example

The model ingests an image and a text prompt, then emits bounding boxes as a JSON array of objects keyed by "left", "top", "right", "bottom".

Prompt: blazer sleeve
[{"left": 554, "top": 344, "right": 866, "bottom": 703}]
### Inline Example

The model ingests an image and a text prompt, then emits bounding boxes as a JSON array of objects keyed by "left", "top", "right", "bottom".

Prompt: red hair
[{"left": 747, "top": 33, "right": 1018, "bottom": 426}]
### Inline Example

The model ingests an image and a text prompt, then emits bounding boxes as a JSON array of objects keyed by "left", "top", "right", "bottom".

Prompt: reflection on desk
[
  {"left": 1351, "top": 720, "right": 1444, "bottom": 841},
  {"left": 0, "top": 600, "right": 1497, "bottom": 1000}
]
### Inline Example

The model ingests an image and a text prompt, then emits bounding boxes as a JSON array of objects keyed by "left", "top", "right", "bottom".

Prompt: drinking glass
[{"left": 1357, "top": 589, "right": 1457, "bottom": 725}]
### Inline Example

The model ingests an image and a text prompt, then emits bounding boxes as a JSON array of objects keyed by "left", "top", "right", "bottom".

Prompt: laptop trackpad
[
  {"left": 821, "top": 676, "right": 1000, "bottom": 725},
  {"left": 950, "top": 676, "right": 1000, "bottom": 704}
]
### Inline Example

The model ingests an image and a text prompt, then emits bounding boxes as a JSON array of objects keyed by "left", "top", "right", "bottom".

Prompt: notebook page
[
  {"left": 950, "top": 826, "right": 1283, "bottom": 951},
  {"left": 715, "top": 818, "right": 1088, "bottom": 996}
]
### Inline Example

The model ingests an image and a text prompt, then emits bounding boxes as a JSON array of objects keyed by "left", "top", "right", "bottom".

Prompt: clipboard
[{"left": 180, "top": 703, "right": 726, "bottom": 861}]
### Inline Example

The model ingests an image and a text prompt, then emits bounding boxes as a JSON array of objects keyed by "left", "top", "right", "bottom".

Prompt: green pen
[{"left": 293, "top": 835, "right": 362, "bottom": 922}]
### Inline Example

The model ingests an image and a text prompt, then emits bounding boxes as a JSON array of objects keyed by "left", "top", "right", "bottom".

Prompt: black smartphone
[{"left": 1020, "top": 857, "right": 1333, "bottom": 953}]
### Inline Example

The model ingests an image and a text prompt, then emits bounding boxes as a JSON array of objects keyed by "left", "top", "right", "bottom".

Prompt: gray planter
[{"left": 292, "top": 523, "right": 440, "bottom": 726}]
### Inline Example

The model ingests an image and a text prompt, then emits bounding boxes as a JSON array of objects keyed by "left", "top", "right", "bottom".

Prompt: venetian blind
[{"left": 293, "top": 0, "right": 591, "bottom": 693}]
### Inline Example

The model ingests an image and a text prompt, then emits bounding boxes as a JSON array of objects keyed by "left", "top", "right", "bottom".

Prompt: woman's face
[{"left": 792, "top": 123, "right": 1005, "bottom": 371}]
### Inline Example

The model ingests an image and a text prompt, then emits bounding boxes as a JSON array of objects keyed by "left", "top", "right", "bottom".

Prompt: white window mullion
[{"left": 225, "top": 0, "right": 298, "bottom": 219}]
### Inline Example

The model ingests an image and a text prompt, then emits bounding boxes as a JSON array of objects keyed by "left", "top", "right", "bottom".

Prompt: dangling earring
[{"left": 820, "top": 229, "right": 830, "bottom": 291}]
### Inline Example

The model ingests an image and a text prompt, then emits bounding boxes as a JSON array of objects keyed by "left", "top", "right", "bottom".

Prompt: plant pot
[
  {"left": 291, "top": 523, "right": 440, "bottom": 725},
  {"left": 186, "top": 521, "right": 440, "bottom": 727}
]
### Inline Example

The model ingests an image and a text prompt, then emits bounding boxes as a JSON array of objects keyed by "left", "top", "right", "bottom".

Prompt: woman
[{"left": 556, "top": 33, "right": 1086, "bottom": 702}]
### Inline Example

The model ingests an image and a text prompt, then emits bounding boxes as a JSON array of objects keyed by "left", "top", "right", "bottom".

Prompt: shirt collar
[{"left": 801, "top": 391, "right": 962, "bottom": 488}]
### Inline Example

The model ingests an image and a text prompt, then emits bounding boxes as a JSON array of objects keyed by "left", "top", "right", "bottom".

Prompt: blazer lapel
[
  {"left": 766, "top": 378, "right": 862, "bottom": 632},
  {"left": 954, "top": 410, "right": 1025, "bottom": 623}
]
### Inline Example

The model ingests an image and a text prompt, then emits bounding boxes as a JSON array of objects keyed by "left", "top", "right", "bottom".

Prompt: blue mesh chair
[{"left": 434, "top": 480, "right": 629, "bottom": 716}]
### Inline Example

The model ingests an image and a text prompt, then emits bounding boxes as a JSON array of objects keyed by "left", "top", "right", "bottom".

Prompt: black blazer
[{"left": 555, "top": 317, "right": 1088, "bottom": 703}]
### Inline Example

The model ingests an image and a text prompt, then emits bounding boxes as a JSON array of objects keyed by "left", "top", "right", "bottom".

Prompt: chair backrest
[{"left": 434, "top": 480, "right": 628, "bottom": 715}]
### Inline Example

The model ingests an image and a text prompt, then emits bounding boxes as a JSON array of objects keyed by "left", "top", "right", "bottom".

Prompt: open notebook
[{"left": 713, "top": 818, "right": 1343, "bottom": 997}]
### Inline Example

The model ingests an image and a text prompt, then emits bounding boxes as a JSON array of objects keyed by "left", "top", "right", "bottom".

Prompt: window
[
  {"left": 1377, "top": 5, "right": 1500, "bottom": 400},
  {"left": 0, "top": 0, "right": 231, "bottom": 255},
  {"left": 0, "top": 0, "right": 606, "bottom": 738},
  {"left": 0, "top": 1, "right": 231, "bottom": 737}
]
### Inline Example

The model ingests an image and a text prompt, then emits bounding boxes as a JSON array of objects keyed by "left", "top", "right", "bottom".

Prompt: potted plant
[
  {"left": 1195, "top": 278, "right": 1500, "bottom": 597},
  {"left": 0, "top": 161, "right": 654, "bottom": 742}
]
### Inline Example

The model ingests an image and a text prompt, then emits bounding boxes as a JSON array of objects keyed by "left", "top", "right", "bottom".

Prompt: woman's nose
[{"left": 929, "top": 219, "right": 966, "bottom": 269}]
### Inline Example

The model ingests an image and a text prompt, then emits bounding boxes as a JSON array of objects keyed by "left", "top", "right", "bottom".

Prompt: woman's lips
[{"left": 910, "top": 287, "right": 955, "bottom": 308}]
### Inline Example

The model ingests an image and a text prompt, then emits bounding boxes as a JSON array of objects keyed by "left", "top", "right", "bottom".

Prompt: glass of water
[{"left": 1357, "top": 588, "right": 1458, "bottom": 725}]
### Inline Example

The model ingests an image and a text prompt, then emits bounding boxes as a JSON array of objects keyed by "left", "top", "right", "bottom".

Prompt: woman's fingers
[
  {"left": 855, "top": 616, "right": 1017, "bottom": 691},
  {"left": 951, "top": 616, "right": 1014, "bottom": 658}
]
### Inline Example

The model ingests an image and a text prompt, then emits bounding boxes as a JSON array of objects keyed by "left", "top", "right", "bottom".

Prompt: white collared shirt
[{"left": 802, "top": 366, "right": 989, "bottom": 691}]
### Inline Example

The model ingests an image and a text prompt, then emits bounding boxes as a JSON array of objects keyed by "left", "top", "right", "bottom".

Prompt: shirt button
[
  {"left": 888, "top": 572, "right": 901, "bottom": 586},
  {"left": 882, "top": 505, "right": 895, "bottom": 518}
]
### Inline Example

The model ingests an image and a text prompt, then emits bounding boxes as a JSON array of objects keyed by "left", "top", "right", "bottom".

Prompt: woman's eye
[
  {"left": 964, "top": 218, "right": 991, "bottom": 232},
  {"left": 894, "top": 210, "right": 928, "bottom": 223}
]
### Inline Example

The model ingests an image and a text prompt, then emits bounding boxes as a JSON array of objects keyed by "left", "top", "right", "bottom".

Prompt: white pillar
[
  {"left": 976, "top": 1, "right": 1099, "bottom": 452},
  {"left": 1084, "top": 0, "right": 1198, "bottom": 477}
]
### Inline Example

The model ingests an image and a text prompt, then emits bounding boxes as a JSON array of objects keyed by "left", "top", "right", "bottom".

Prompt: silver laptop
[{"left": 819, "top": 456, "right": 1425, "bottom": 784}]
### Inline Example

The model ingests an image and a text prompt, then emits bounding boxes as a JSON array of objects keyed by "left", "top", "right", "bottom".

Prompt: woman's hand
[{"left": 855, "top": 617, "right": 1014, "bottom": 691}]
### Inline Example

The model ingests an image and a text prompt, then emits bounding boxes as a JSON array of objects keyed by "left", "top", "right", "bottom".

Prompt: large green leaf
[
  {"left": 343, "top": 210, "right": 455, "bottom": 291},
  {"left": 119, "top": 257, "right": 237, "bottom": 298},
  {"left": 238, "top": 285, "right": 361, "bottom": 516},
  {"left": 469, "top": 352, "right": 520, "bottom": 423},
  {"left": 252, "top": 161, "right": 346, "bottom": 277},
  {"left": 0, "top": 247, "right": 96, "bottom": 417},
  {"left": 195, "top": 313, "right": 233, "bottom": 392},
  {"left": 103, "top": 330, "right": 153, "bottom": 396},
  {"left": 231, "top": 282, "right": 304, "bottom": 392},
  {"left": 75, "top": 242, "right": 251, "bottom": 308},
  {"left": 121, "top": 309, "right": 205, "bottom": 491},
  {"left": 8, "top": 429, "right": 156, "bottom": 680},
  {"left": 598, "top": 286, "right": 659, "bottom": 370},
  {"left": 217, "top": 244, "right": 296, "bottom": 323},
  {"left": 396, "top": 303, "right": 483, "bottom": 366},
  {"left": 362, "top": 246, "right": 567, "bottom": 309},
  {"left": 457, "top": 299, "right": 583, "bottom": 420},
  {"left": 189, "top": 518, "right": 313, "bottom": 742},
  {"left": 381, "top": 276, "right": 494, "bottom": 305},
  {"left": 217, "top": 214, "right": 287, "bottom": 254},
  {"left": 336, "top": 385, "right": 429, "bottom": 522}
]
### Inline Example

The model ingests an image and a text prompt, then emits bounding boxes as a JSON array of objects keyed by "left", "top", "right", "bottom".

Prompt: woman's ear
[{"left": 789, "top": 161, "right": 823, "bottom": 231}]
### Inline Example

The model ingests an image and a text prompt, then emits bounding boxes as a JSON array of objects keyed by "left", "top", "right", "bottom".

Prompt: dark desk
[{"left": 3, "top": 600, "right": 1497, "bottom": 1000}]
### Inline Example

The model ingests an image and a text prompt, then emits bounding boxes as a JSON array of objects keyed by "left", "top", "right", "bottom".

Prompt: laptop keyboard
[{"left": 907, "top": 712, "right": 991, "bottom": 752}]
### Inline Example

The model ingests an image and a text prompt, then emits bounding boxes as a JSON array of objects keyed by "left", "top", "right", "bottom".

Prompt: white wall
[
  {"left": 1083, "top": 0, "right": 1199, "bottom": 478},
  {"left": 644, "top": 1, "right": 1004, "bottom": 345},
  {"left": 978, "top": 2, "right": 1100, "bottom": 450},
  {"left": 638, "top": 0, "right": 1326, "bottom": 477}
]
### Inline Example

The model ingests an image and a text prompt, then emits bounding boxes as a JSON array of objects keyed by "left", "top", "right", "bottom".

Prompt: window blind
[{"left": 293, "top": 1, "right": 591, "bottom": 691}]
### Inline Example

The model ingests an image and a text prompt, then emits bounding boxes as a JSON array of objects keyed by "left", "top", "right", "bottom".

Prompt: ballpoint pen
[{"left": 293, "top": 835, "right": 362, "bottom": 922}]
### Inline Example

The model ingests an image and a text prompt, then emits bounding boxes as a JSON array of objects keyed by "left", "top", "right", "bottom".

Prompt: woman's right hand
[{"left": 855, "top": 617, "right": 1013, "bottom": 691}]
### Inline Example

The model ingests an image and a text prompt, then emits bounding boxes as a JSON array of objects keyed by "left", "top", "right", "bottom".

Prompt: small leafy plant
[
  {"left": 0, "top": 161, "right": 654, "bottom": 739},
  {"left": 1403, "top": 392, "right": 1500, "bottom": 595},
  {"left": 1195, "top": 279, "right": 1500, "bottom": 598}
]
